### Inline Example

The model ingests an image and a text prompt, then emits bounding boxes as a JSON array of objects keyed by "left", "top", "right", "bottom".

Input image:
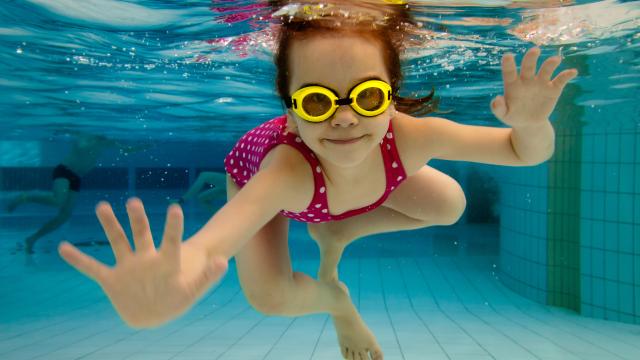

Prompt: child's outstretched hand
[
  {"left": 490, "top": 47, "right": 578, "bottom": 127},
  {"left": 58, "top": 198, "right": 228, "bottom": 328}
]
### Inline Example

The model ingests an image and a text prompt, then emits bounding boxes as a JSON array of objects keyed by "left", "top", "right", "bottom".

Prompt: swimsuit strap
[
  {"left": 380, "top": 118, "right": 407, "bottom": 192},
  {"left": 276, "top": 117, "right": 330, "bottom": 214}
]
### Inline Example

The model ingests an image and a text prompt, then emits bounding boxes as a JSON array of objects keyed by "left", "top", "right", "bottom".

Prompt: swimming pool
[{"left": 1, "top": 1, "right": 639, "bottom": 359}]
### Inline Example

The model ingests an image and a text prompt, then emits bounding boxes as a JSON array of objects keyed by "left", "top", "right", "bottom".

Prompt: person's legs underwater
[
  {"left": 226, "top": 176, "right": 383, "bottom": 360},
  {"left": 18, "top": 165, "right": 81, "bottom": 253}
]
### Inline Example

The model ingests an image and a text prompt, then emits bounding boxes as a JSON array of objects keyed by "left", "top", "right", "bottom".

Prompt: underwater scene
[{"left": 0, "top": 0, "right": 639, "bottom": 359}]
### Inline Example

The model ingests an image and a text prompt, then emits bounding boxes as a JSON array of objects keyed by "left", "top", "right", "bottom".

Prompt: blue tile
[
  {"left": 606, "top": 133, "right": 621, "bottom": 162},
  {"left": 605, "top": 280, "right": 619, "bottom": 313},
  {"left": 618, "top": 164, "right": 634, "bottom": 193},
  {"left": 581, "top": 274, "right": 591, "bottom": 303},
  {"left": 592, "top": 249, "right": 604, "bottom": 278},
  {"left": 619, "top": 284, "right": 633, "bottom": 314},
  {"left": 605, "top": 164, "right": 620, "bottom": 193},
  {"left": 605, "top": 251, "right": 618, "bottom": 280},
  {"left": 592, "top": 164, "right": 606, "bottom": 192},
  {"left": 591, "top": 221, "right": 604, "bottom": 249},
  {"left": 618, "top": 224, "right": 633, "bottom": 253},
  {"left": 635, "top": 286, "right": 640, "bottom": 318},
  {"left": 582, "top": 134, "right": 594, "bottom": 163},
  {"left": 581, "top": 220, "right": 592, "bottom": 248},
  {"left": 619, "top": 253, "right": 633, "bottom": 284},
  {"left": 592, "top": 278, "right": 605, "bottom": 307},
  {"left": 635, "top": 256, "right": 640, "bottom": 287},
  {"left": 619, "top": 133, "right": 634, "bottom": 163},
  {"left": 605, "top": 193, "right": 619, "bottom": 222}
]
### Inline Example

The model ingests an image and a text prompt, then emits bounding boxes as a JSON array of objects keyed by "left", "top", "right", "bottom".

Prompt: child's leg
[
  {"left": 309, "top": 165, "right": 466, "bottom": 281},
  {"left": 227, "top": 178, "right": 346, "bottom": 316},
  {"left": 227, "top": 178, "right": 383, "bottom": 359}
]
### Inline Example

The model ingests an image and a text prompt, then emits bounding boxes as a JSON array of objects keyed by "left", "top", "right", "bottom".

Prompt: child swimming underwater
[{"left": 58, "top": 1, "right": 578, "bottom": 359}]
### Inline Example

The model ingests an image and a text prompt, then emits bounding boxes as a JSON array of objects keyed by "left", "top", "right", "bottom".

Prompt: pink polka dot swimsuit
[{"left": 224, "top": 115, "right": 407, "bottom": 223}]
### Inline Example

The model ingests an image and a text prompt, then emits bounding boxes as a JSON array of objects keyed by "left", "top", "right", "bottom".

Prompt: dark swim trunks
[{"left": 52, "top": 164, "right": 81, "bottom": 192}]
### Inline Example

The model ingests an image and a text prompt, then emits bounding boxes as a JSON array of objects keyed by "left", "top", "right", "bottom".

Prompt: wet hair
[{"left": 269, "top": 0, "right": 437, "bottom": 117}]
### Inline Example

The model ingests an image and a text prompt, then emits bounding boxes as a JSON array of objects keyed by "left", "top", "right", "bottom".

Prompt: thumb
[
  {"left": 491, "top": 95, "right": 507, "bottom": 121},
  {"left": 190, "top": 256, "right": 228, "bottom": 298}
]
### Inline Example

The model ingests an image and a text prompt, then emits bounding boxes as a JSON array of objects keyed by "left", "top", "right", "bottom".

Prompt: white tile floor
[
  {"left": 1, "top": 252, "right": 639, "bottom": 360},
  {"left": 1, "top": 213, "right": 639, "bottom": 360}
]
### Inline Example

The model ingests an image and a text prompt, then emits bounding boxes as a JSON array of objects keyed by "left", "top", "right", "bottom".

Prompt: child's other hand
[
  {"left": 490, "top": 47, "right": 578, "bottom": 128},
  {"left": 58, "top": 198, "right": 228, "bottom": 328}
]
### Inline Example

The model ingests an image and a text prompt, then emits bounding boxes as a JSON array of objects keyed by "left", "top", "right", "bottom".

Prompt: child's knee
[
  {"left": 242, "top": 281, "right": 290, "bottom": 316},
  {"left": 441, "top": 183, "right": 466, "bottom": 225}
]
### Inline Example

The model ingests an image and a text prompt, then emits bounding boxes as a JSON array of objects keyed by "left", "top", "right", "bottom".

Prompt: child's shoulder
[
  {"left": 259, "top": 144, "right": 315, "bottom": 211},
  {"left": 393, "top": 112, "right": 446, "bottom": 174}
]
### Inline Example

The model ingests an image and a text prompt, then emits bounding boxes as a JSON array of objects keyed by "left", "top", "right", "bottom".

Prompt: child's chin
[{"left": 327, "top": 151, "right": 370, "bottom": 168}]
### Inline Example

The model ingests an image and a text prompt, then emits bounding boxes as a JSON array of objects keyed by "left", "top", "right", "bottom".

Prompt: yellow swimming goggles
[{"left": 284, "top": 79, "right": 394, "bottom": 123}]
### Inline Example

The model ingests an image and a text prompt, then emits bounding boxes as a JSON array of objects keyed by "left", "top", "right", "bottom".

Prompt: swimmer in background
[
  {"left": 170, "top": 171, "right": 227, "bottom": 213},
  {"left": 58, "top": 1, "right": 578, "bottom": 359},
  {"left": 6, "top": 133, "right": 149, "bottom": 254}
]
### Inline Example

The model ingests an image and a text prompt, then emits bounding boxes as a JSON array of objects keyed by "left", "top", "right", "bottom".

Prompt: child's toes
[
  {"left": 370, "top": 348, "right": 383, "bottom": 360},
  {"left": 341, "top": 345, "right": 349, "bottom": 359}
]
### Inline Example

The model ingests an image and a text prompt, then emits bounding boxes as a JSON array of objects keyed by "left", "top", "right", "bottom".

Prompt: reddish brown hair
[{"left": 269, "top": 0, "right": 437, "bottom": 116}]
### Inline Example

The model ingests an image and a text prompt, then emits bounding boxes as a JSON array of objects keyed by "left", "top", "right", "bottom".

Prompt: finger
[
  {"left": 159, "top": 204, "right": 184, "bottom": 268},
  {"left": 501, "top": 53, "right": 518, "bottom": 85},
  {"left": 537, "top": 56, "right": 561, "bottom": 81},
  {"left": 58, "top": 241, "right": 110, "bottom": 283},
  {"left": 372, "top": 348, "right": 383, "bottom": 360},
  {"left": 96, "top": 201, "right": 132, "bottom": 261},
  {"left": 126, "top": 197, "right": 155, "bottom": 253},
  {"left": 188, "top": 256, "right": 228, "bottom": 299},
  {"left": 520, "top": 47, "right": 541, "bottom": 80},
  {"left": 551, "top": 69, "right": 579, "bottom": 90},
  {"left": 342, "top": 346, "right": 349, "bottom": 359},
  {"left": 491, "top": 95, "right": 507, "bottom": 121}
]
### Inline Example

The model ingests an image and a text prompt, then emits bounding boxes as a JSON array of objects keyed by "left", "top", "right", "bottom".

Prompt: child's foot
[
  {"left": 331, "top": 282, "right": 383, "bottom": 360},
  {"left": 6, "top": 194, "right": 25, "bottom": 213}
]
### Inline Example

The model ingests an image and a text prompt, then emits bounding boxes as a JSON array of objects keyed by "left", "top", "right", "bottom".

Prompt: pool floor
[{"left": 1, "top": 252, "right": 639, "bottom": 360}]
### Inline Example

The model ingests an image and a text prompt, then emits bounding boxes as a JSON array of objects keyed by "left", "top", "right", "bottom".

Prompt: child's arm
[
  {"left": 187, "top": 149, "right": 313, "bottom": 259},
  {"left": 398, "top": 47, "right": 577, "bottom": 168},
  {"left": 57, "top": 147, "right": 312, "bottom": 328}
]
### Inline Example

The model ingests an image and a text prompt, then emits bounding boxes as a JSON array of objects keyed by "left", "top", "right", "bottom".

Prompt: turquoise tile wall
[
  {"left": 498, "top": 164, "right": 549, "bottom": 305},
  {"left": 579, "top": 124, "right": 639, "bottom": 324}
]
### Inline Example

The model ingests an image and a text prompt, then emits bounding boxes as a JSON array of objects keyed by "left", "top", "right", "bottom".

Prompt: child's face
[{"left": 286, "top": 33, "right": 395, "bottom": 168}]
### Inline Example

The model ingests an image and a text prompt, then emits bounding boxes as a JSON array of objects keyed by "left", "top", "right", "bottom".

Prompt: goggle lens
[
  {"left": 355, "top": 87, "right": 385, "bottom": 111},
  {"left": 302, "top": 92, "right": 333, "bottom": 117}
]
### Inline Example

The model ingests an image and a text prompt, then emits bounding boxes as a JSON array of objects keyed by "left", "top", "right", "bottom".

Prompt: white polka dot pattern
[{"left": 224, "top": 116, "right": 407, "bottom": 223}]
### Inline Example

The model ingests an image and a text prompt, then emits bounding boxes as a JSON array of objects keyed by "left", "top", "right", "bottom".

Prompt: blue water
[{"left": 1, "top": 1, "right": 639, "bottom": 359}]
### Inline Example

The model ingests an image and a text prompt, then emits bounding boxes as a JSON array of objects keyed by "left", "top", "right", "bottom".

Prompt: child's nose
[{"left": 330, "top": 105, "right": 359, "bottom": 128}]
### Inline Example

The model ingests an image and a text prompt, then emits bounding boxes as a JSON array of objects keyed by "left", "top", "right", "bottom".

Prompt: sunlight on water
[{"left": 0, "top": 0, "right": 638, "bottom": 140}]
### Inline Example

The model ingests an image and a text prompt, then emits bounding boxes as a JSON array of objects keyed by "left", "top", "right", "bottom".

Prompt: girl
[{"left": 58, "top": 1, "right": 578, "bottom": 359}]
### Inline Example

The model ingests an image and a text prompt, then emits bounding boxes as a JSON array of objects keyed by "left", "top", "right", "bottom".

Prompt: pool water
[{"left": 1, "top": 1, "right": 639, "bottom": 359}]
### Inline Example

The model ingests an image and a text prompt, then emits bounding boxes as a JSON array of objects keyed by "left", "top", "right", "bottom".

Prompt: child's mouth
[{"left": 324, "top": 135, "right": 366, "bottom": 145}]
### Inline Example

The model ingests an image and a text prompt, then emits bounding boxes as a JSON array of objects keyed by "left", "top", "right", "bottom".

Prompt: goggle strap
[{"left": 284, "top": 97, "right": 298, "bottom": 109}]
